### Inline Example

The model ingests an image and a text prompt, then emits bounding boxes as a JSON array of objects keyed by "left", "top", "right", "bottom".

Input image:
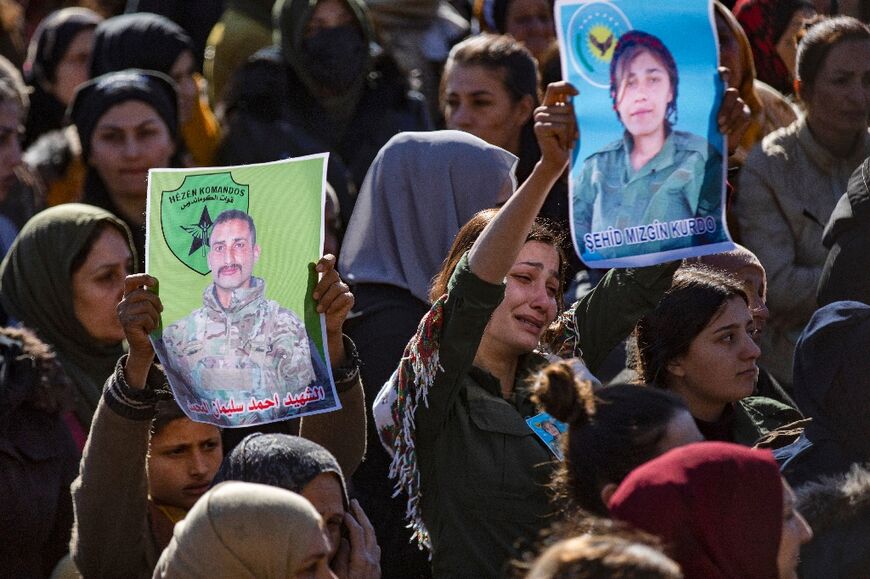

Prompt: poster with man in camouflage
[{"left": 145, "top": 155, "right": 340, "bottom": 427}]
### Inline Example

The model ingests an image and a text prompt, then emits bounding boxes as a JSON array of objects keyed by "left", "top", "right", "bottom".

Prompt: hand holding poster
[
  {"left": 146, "top": 156, "right": 340, "bottom": 427},
  {"left": 556, "top": 0, "right": 734, "bottom": 267}
]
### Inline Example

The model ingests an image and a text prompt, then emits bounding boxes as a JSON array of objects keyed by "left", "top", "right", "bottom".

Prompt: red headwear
[{"left": 608, "top": 441, "right": 782, "bottom": 579}]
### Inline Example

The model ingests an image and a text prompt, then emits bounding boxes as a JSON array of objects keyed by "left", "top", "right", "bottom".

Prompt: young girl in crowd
[
  {"left": 609, "top": 442, "right": 813, "bottom": 579},
  {"left": 695, "top": 245, "right": 798, "bottom": 408},
  {"left": 633, "top": 265, "right": 801, "bottom": 445},
  {"left": 733, "top": 16, "right": 870, "bottom": 386}
]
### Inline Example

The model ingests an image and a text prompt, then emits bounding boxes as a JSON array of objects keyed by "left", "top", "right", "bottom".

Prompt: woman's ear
[
  {"left": 514, "top": 94, "right": 536, "bottom": 125},
  {"left": 666, "top": 356, "right": 686, "bottom": 378},
  {"left": 600, "top": 483, "right": 618, "bottom": 509}
]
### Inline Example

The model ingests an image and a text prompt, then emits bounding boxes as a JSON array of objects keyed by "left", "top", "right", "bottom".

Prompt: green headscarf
[
  {"left": 0, "top": 204, "right": 136, "bottom": 430},
  {"left": 273, "top": 0, "right": 374, "bottom": 132}
]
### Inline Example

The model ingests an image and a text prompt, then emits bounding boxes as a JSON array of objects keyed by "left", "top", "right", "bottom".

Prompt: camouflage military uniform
[{"left": 159, "top": 277, "right": 327, "bottom": 425}]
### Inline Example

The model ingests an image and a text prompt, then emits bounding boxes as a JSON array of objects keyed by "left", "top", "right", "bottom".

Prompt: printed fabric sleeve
[{"left": 70, "top": 356, "right": 167, "bottom": 579}]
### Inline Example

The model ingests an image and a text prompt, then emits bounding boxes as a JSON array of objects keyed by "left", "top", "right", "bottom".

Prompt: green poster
[{"left": 146, "top": 155, "right": 339, "bottom": 427}]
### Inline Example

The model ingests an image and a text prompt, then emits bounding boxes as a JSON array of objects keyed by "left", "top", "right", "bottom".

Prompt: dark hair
[
  {"left": 442, "top": 34, "right": 541, "bottom": 179},
  {"left": 632, "top": 266, "right": 748, "bottom": 387},
  {"left": 428, "top": 208, "right": 566, "bottom": 308},
  {"left": 796, "top": 16, "right": 870, "bottom": 98},
  {"left": 610, "top": 31, "right": 679, "bottom": 128},
  {"left": 212, "top": 209, "right": 256, "bottom": 245},
  {"left": 0, "top": 326, "right": 73, "bottom": 414},
  {"left": 152, "top": 397, "right": 190, "bottom": 437},
  {"left": 69, "top": 220, "right": 130, "bottom": 275},
  {"left": 533, "top": 360, "right": 688, "bottom": 515}
]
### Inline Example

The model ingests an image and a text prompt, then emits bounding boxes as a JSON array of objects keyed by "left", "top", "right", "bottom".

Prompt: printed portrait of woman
[{"left": 572, "top": 30, "right": 724, "bottom": 261}]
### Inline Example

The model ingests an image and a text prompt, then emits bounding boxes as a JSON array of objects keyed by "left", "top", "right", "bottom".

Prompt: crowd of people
[{"left": 0, "top": 0, "right": 868, "bottom": 578}]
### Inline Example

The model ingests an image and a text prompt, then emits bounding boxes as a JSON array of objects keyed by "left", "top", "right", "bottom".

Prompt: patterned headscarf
[{"left": 733, "top": 0, "right": 815, "bottom": 95}]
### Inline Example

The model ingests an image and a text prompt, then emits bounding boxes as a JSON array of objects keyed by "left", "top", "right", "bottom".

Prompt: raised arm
[
  {"left": 299, "top": 255, "right": 366, "bottom": 477},
  {"left": 70, "top": 274, "right": 165, "bottom": 578},
  {"left": 469, "top": 82, "right": 578, "bottom": 282}
]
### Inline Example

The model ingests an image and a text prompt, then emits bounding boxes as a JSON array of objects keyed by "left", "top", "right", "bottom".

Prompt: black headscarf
[
  {"left": 212, "top": 433, "right": 349, "bottom": 508},
  {"left": 23, "top": 7, "right": 102, "bottom": 146},
  {"left": 794, "top": 301, "right": 870, "bottom": 460},
  {"left": 89, "top": 12, "right": 193, "bottom": 78},
  {"left": 70, "top": 69, "right": 178, "bottom": 160},
  {"left": 69, "top": 69, "right": 178, "bottom": 270}
]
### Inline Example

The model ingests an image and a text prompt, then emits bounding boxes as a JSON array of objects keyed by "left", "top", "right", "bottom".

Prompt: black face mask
[{"left": 301, "top": 25, "right": 367, "bottom": 92}]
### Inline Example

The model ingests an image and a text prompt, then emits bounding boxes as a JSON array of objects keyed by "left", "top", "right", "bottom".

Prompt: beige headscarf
[{"left": 152, "top": 482, "right": 325, "bottom": 578}]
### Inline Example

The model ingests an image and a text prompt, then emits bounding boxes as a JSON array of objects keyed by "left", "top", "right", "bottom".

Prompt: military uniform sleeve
[
  {"left": 415, "top": 252, "right": 506, "bottom": 443},
  {"left": 70, "top": 357, "right": 165, "bottom": 579},
  {"left": 568, "top": 261, "right": 679, "bottom": 374}
]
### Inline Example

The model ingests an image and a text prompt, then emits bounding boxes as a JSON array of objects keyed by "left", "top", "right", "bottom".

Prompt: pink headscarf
[{"left": 609, "top": 442, "right": 783, "bottom": 579}]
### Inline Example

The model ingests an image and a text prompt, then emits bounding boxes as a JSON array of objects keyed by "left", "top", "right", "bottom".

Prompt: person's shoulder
[
  {"left": 739, "top": 395, "right": 803, "bottom": 426},
  {"left": 162, "top": 307, "right": 208, "bottom": 343},
  {"left": 589, "top": 137, "right": 625, "bottom": 157},
  {"left": 671, "top": 130, "right": 716, "bottom": 158},
  {"left": 265, "top": 300, "right": 308, "bottom": 331},
  {"left": 756, "top": 118, "right": 802, "bottom": 157},
  {"left": 581, "top": 138, "right": 625, "bottom": 170}
]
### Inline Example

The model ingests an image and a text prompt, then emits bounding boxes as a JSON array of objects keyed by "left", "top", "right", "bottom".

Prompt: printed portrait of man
[{"left": 159, "top": 209, "right": 329, "bottom": 421}]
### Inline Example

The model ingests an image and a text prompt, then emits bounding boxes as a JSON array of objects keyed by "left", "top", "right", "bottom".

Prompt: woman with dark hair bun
[
  {"left": 532, "top": 360, "right": 702, "bottom": 515},
  {"left": 633, "top": 266, "right": 801, "bottom": 446}
]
